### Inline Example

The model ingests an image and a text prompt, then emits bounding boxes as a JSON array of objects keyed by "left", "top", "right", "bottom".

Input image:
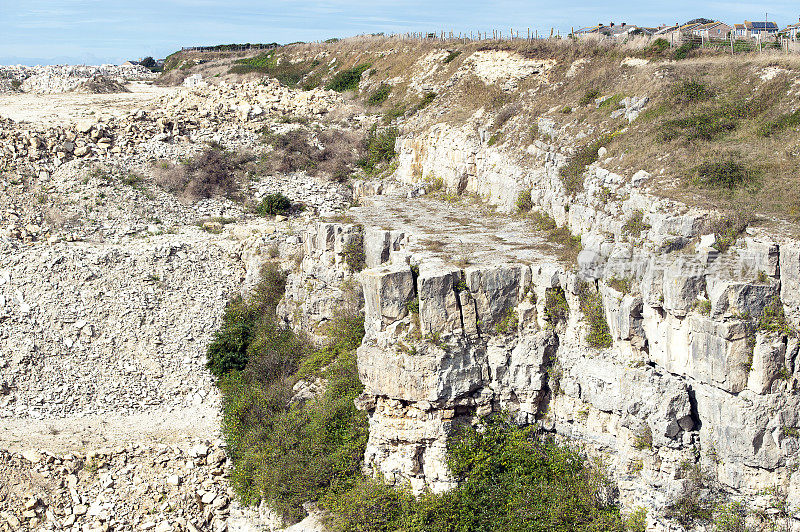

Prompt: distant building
[
  {"left": 573, "top": 22, "right": 654, "bottom": 39},
  {"left": 737, "top": 20, "right": 779, "bottom": 39},
  {"left": 654, "top": 22, "right": 703, "bottom": 42},
  {"left": 692, "top": 21, "right": 732, "bottom": 40},
  {"left": 783, "top": 19, "right": 800, "bottom": 40}
]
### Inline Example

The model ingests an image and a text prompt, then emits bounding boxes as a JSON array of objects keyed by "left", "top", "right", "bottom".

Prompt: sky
[{"left": 1, "top": 0, "right": 799, "bottom": 65}]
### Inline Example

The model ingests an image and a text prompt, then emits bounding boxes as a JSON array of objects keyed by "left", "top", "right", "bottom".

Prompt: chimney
[
  {"left": 610, "top": 21, "right": 615, "bottom": 27},
  {"left": 622, "top": 22, "right": 626, "bottom": 27}
]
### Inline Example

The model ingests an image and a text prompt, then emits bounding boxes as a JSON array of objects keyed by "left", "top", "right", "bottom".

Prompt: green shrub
[
  {"left": 495, "top": 308, "right": 519, "bottom": 335},
  {"left": 578, "top": 282, "right": 613, "bottom": 349},
  {"left": 326, "top": 63, "right": 371, "bottom": 92},
  {"left": 758, "top": 297, "right": 790, "bottom": 335},
  {"left": 322, "top": 477, "right": 414, "bottom": 532},
  {"left": 487, "top": 133, "right": 500, "bottom": 146},
  {"left": 759, "top": 108, "right": 800, "bottom": 137},
  {"left": 645, "top": 38, "right": 670, "bottom": 55},
  {"left": 705, "top": 211, "right": 751, "bottom": 253},
  {"left": 560, "top": 135, "right": 611, "bottom": 194},
  {"left": 661, "top": 112, "right": 737, "bottom": 142},
  {"left": 367, "top": 83, "right": 391, "bottom": 106},
  {"left": 357, "top": 126, "right": 398, "bottom": 174},
  {"left": 412, "top": 92, "right": 437, "bottom": 113},
  {"left": 632, "top": 424, "right": 653, "bottom": 450},
  {"left": 691, "top": 159, "right": 755, "bottom": 190},
  {"left": 206, "top": 264, "right": 287, "bottom": 378},
  {"left": 625, "top": 507, "right": 648, "bottom": 532},
  {"left": 408, "top": 415, "right": 626, "bottom": 531},
  {"left": 10, "top": 79, "right": 21, "bottom": 91},
  {"left": 256, "top": 193, "right": 292, "bottom": 216},
  {"left": 672, "top": 41, "right": 697, "bottom": 60},
  {"left": 622, "top": 209, "right": 650, "bottom": 236},
  {"left": 672, "top": 80, "right": 712, "bottom": 103},
  {"left": 343, "top": 237, "right": 366, "bottom": 272},
  {"left": 713, "top": 501, "right": 747, "bottom": 532},
  {"left": 579, "top": 88, "right": 601, "bottom": 106},
  {"left": 694, "top": 300, "right": 712, "bottom": 315},
  {"left": 516, "top": 189, "right": 533, "bottom": 213},
  {"left": 229, "top": 51, "right": 316, "bottom": 88},
  {"left": 443, "top": 50, "right": 462, "bottom": 64},
  {"left": 606, "top": 277, "right": 633, "bottom": 295},
  {"left": 544, "top": 287, "right": 569, "bottom": 326}
]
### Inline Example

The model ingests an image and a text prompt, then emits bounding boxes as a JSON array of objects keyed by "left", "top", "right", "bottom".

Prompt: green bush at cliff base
[
  {"left": 326, "top": 414, "right": 629, "bottom": 532},
  {"left": 211, "top": 270, "right": 629, "bottom": 530}
]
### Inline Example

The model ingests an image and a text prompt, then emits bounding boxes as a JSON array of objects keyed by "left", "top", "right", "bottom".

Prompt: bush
[
  {"left": 443, "top": 50, "right": 462, "bottom": 64},
  {"left": 343, "top": 237, "right": 366, "bottom": 272},
  {"left": 691, "top": 159, "right": 755, "bottom": 190},
  {"left": 412, "top": 92, "right": 437, "bottom": 114},
  {"left": 260, "top": 128, "right": 362, "bottom": 179},
  {"left": 579, "top": 88, "right": 601, "bottom": 106},
  {"left": 758, "top": 297, "right": 790, "bottom": 335},
  {"left": 157, "top": 144, "right": 243, "bottom": 200},
  {"left": 493, "top": 104, "right": 519, "bottom": 129},
  {"left": 367, "top": 83, "right": 391, "bottom": 106},
  {"left": 705, "top": 211, "right": 751, "bottom": 253},
  {"left": 544, "top": 287, "right": 569, "bottom": 326},
  {"left": 516, "top": 189, "right": 533, "bottom": 213},
  {"left": 560, "top": 135, "right": 611, "bottom": 195},
  {"left": 672, "top": 80, "right": 712, "bottom": 104},
  {"left": 326, "top": 63, "right": 371, "bottom": 92},
  {"left": 410, "top": 415, "right": 626, "bottom": 531},
  {"left": 256, "top": 193, "right": 292, "bottom": 216},
  {"left": 645, "top": 38, "right": 670, "bottom": 55},
  {"left": 357, "top": 126, "right": 398, "bottom": 174},
  {"left": 578, "top": 282, "right": 613, "bottom": 349},
  {"left": 206, "top": 264, "right": 287, "bottom": 378},
  {"left": 622, "top": 209, "right": 650, "bottom": 236},
  {"left": 672, "top": 41, "right": 697, "bottom": 60}
]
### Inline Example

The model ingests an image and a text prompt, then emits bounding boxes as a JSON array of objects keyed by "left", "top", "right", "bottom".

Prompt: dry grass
[{"left": 159, "top": 38, "right": 800, "bottom": 222}]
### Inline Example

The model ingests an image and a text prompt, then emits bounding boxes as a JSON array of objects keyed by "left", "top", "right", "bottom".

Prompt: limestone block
[
  {"left": 780, "top": 242, "right": 800, "bottom": 310},
  {"left": 661, "top": 261, "right": 704, "bottom": 317},
  {"left": 746, "top": 333, "right": 786, "bottom": 394},
  {"left": 464, "top": 264, "right": 527, "bottom": 330},
  {"left": 418, "top": 263, "right": 462, "bottom": 336},
  {"left": 740, "top": 238, "right": 779, "bottom": 278},
  {"left": 707, "top": 278, "right": 778, "bottom": 320},
  {"left": 362, "top": 264, "right": 415, "bottom": 328}
]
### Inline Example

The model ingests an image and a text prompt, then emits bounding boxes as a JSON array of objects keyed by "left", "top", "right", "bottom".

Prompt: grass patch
[
  {"left": 544, "top": 287, "right": 569, "bottom": 326},
  {"left": 579, "top": 88, "right": 601, "bottom": 106},
  {"left": 367, "top": 83, "right": 391, "bottom": 106},
  {"left": 691, "top": 158, "right": 756, "bottom": 190},
  {"left": 622, "top": 209, "right": 650, "bottom": 237},
  {"left": 672, "top": 80, "right": 712, "bottom": 104},
  {"left": 530, "top": 211, "right": 582, "bottom": 263},
  {"left": 560, "top": 135, "right": 611, "bottom": 195},
  {"left": 672, "top": 41, "right": 698, "bottom": 60},
  {"left": 443, "top": 50, "right": 462, "bottom": 64},
  {"left": 759, "top": 108, "right": 800, "bottom": 137},
  {"left": 578, "top": 282, "right": 613, "bottom": 349},
  {"left": 326, "top": 63, "right": 371, "bottom": 92}
]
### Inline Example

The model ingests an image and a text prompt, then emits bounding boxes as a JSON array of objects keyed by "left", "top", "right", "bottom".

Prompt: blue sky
[{"left": 1, "top": 0, "right": 799, "bottom": 65}]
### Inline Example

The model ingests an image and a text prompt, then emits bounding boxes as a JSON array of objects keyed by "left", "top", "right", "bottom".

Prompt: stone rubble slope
[{"left": 0, "top": 64, "right": 156, "bottom": 94}]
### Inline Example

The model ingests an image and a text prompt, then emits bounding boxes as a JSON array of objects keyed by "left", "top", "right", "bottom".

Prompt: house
[
  {"left": 692, "top": 21, "right": 732, "bottom": 40},
  {"left": 733, "top": 24, "right": 747, "bottom": 38},
  {"left": 573, "top": 22, "right": 653, "bottom": 39},
  {"left": 783, "top": 19, "right": 800, "bottom": 40},
  {"left": 740, "top": 20, "right": 779, "bottom": 39},
  {"left": 654, "top": 22, "right": 703, "bottom": 42}
]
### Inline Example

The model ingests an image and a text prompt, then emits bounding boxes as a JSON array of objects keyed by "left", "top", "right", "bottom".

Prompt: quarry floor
[{"left": 0, "top": 81, "right": 176, "bottom": 126}]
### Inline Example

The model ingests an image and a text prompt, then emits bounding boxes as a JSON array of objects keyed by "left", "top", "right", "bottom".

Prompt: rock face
[{"left": 353, "top": 121, "right": 800, "bottom": 528}]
